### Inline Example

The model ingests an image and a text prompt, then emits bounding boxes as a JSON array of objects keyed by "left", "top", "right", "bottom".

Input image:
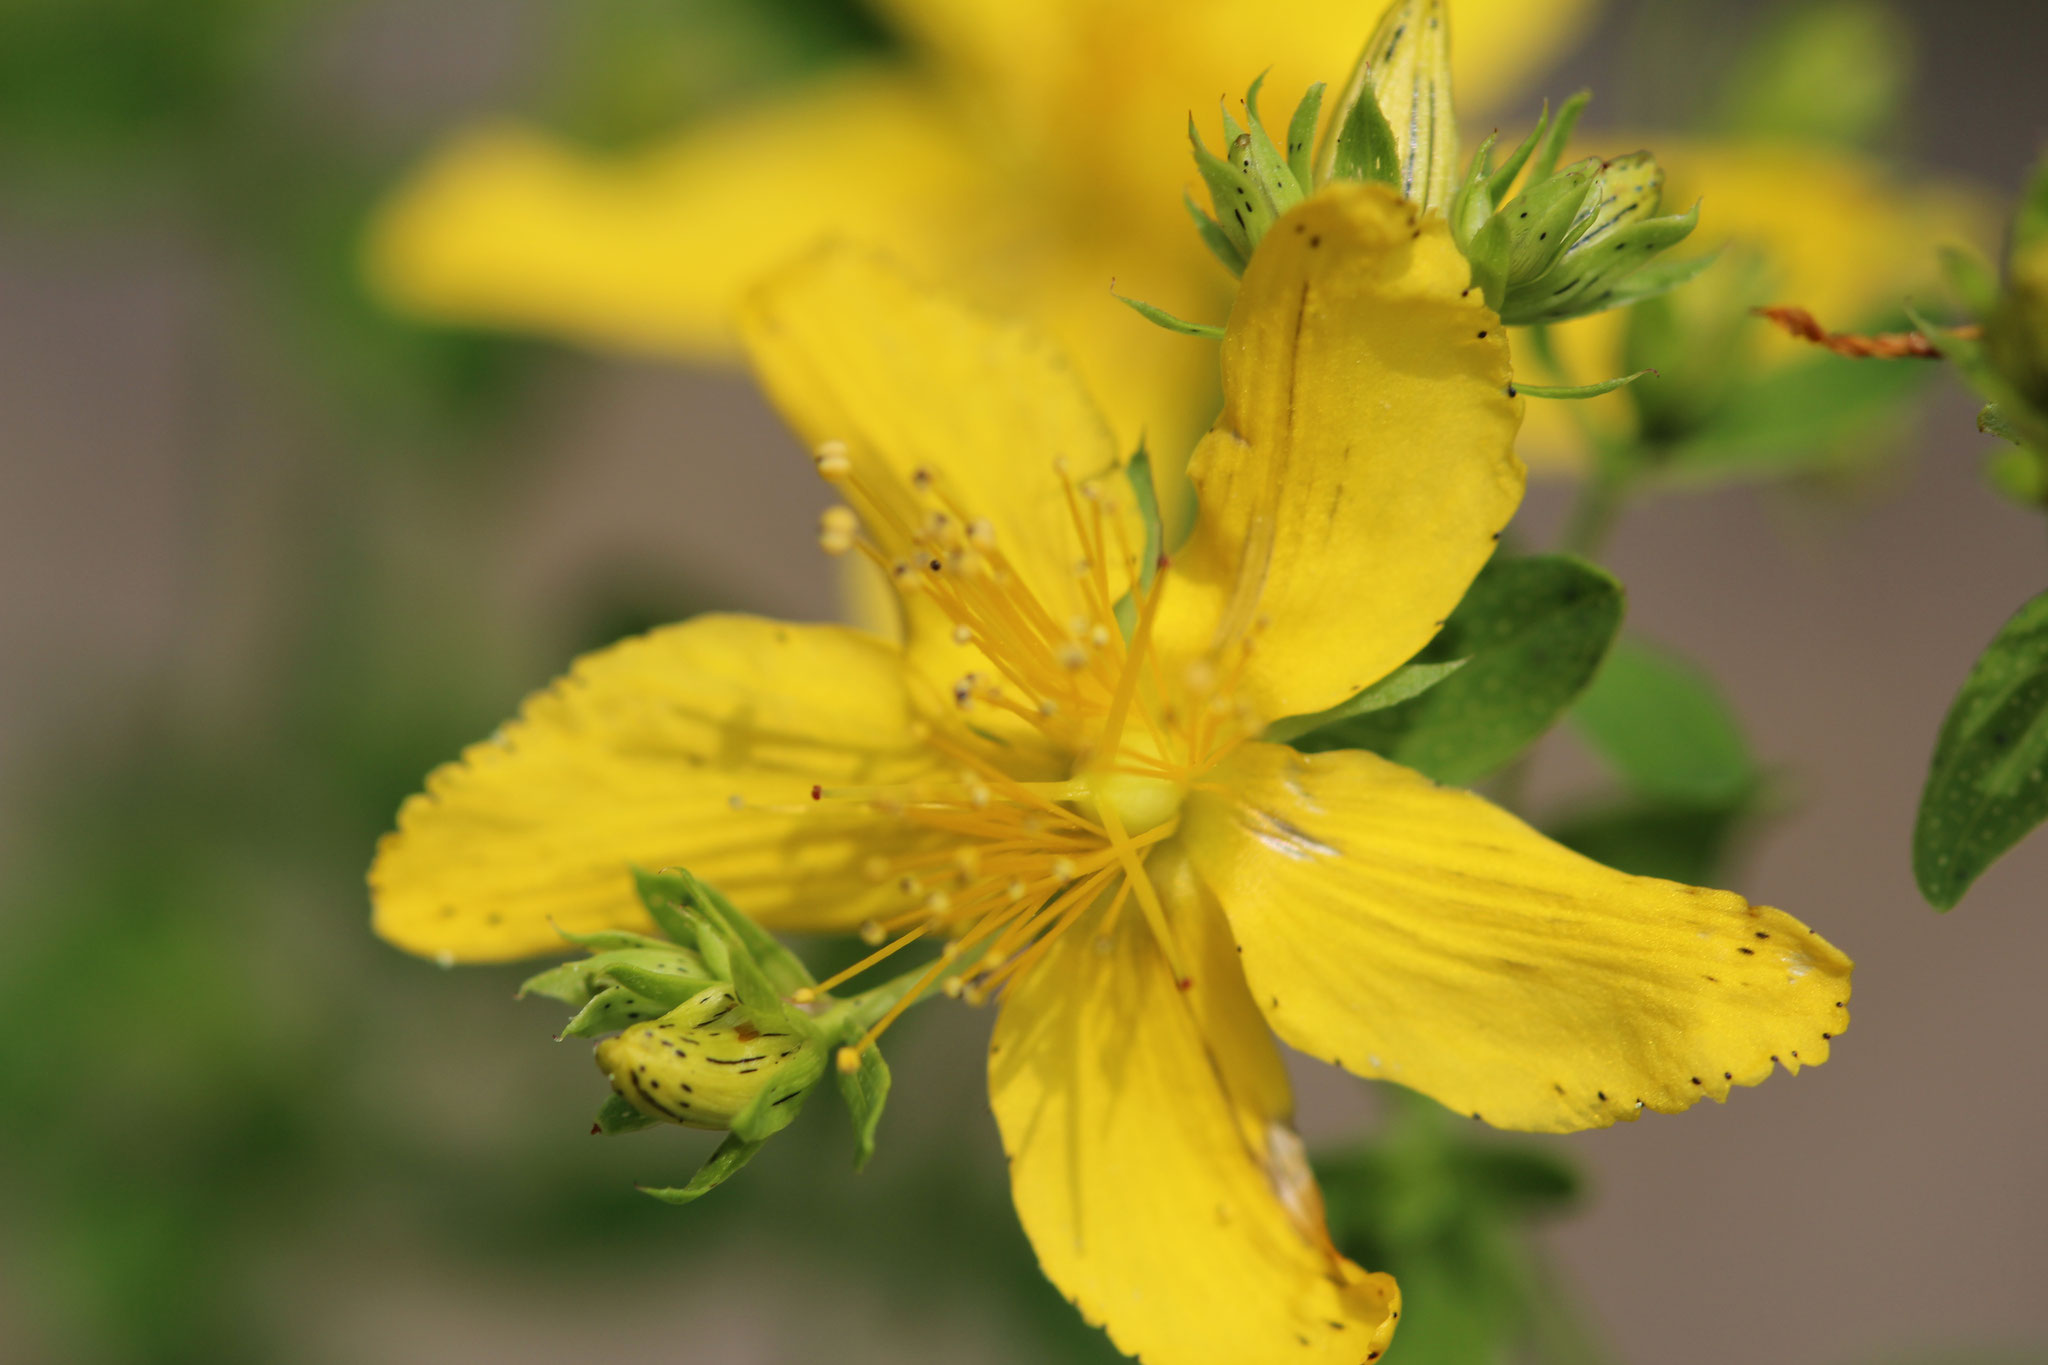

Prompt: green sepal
[
  {"left": 1581, "top": 245, "right": 1720, "bottom": 314},
  {"left": 1285, "top": 81, "right": 1325, "bottom": 189},
  {"left": 1329, "top": 79, "right": 1401, "bottom": 189},
  {"left": 1913, "top": 588, "right": 2048, "bottom": 909},
  {"left": 594, "top": 1092, "right": 658, "bottom": 1136},
  {"left": 1483, "top": 101, "right": 1548, "bottom": 203},
  {"left": 729, "top": 1064, "right": 819, "bottom": 1144},
  {"left": 835, "top": 1044, "right": 892, "bottom": 1171},
  {"left": 1188, "top": 115, "right": 1260, "bottom": 258},
  {"left": 550, "top": 926, "right": 679, "bottom": 954},
  {"left": 1239, "top": 72, "right": 1304, "bottom": 214},
  {"left": 1515, "top": 369, "right": 1656, "bottom": 400},
  {"left": 631, "top": 867, "right": 701, "bottom": 948},
  {"left": 1505, "top": 200, "right": 1701, "bottom": 325},
  {"left": 1114, "top": 293, "right": 1223, "bottom": 340},
  {"left": 601, "top": 962, "right": 721, "bottom": 1011},
  {"left": 1498, "top": 158, "right": 1600, "bottom": 283},
  {"left": 1114, "top": 446, "right": 1165, "bottom": 639},
  {"left": 1526, "top": 89, "right": 1589, "bottom": 183},
  {"left": 1290, "top": 555, "right": 1623, "bottom": 784},
  {"left": 1184, "top": 192, "right": 1247, "bottom": 276},
  {"left": 561, "top": 984, "right": 674, "bottom": 1038},
  {"left": 1572, "top": 637, "right": 1757, "bottom": 806},
  {"left": 1262, "top": 660, "right": 1469, "bottom": 746},
  {"left": 672, "top": 866, "right": 817, "bottom": 994},
  {"left": 1466, "top": 214, "right": 1512, "bottom": 314},
  {"left": 636, "top": 1132, "right": 764, "bottom": 1205},
  {"left": 518, "top": 945, "right": 705, "bottom": 1007}
]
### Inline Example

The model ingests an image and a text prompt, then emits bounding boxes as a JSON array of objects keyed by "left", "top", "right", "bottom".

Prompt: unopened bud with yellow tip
[{"left": 595, "top": 984, "right": 828, "bottom": 1135}]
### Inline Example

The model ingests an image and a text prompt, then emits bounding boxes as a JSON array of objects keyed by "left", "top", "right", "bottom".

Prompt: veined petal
[
  {"left": 991, "top": 845, "right": 1399, "bottom": 1364},
  {"left": 1184, "top": 743, "right": 1852, "bottom": 1133},
  {"left": 365, "top": 68, "right": 991, "bottom": 357},
  {"left": 371, "top": 616, "right": 940, "bottom": 962},
  {"left": 1156, "top": 183, "right": 1525, "bottom": 724},
  {"left": 739, "top": 246, "right": 1140, "bottom": 702}
]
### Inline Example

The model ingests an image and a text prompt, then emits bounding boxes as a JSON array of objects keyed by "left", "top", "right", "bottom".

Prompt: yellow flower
[
  {"left": 1519, "top": 138, "right": 1993, "bottom": 473},
  {"left": 371, "top": 184, "right": 1851, "bottom": 1364},
  {"left": 365, "top": 0, "right": 1595, "bottom": 463}
]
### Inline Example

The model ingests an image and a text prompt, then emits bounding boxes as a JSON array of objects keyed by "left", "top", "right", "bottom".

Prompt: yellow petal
[
  {"left": 1156, "top": 183, "right": 1525, "bottom": 724},
  {"left": 739, "top": 245, "right": 1140, "bottom": 706},
  {"left": 371, "top": 616, "right": 939, "bottom": 962},
  {"left": 990, "top": 846, "right": 1399, "bottom": 1364},
  {"left": 364, "top": 68, "right": 992, "bottom": 357},
  {"left": 1184, "top": 743, "right": 1853, "bottom": 1133}
]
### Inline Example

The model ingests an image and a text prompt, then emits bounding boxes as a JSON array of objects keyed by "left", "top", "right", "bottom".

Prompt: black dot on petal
[
  {"left": 1477, "top": 330, "right": 1489, "bottom": 338},
  {"left": 1690, "top": 1077, "right": 1701, "bottom": 1086},
  {"left": 1724, "top": 1072, "right": 1732, "bottom": 1080}
]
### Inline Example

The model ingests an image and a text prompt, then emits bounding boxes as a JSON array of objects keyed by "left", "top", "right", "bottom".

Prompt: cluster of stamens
[{"left": 789, "top": 439, "right": 1263, "bottom": 1072}]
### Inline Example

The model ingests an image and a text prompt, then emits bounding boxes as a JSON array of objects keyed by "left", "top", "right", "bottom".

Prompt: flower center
[{"left": 792, "top": 442, "right": 1253, "bottom": 1068}]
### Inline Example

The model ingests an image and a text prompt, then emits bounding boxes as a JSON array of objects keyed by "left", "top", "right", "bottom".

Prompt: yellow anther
[
  {"left": 1037, "top": 698, "right": 1060, "bottom": 718},
  {"left": 726, "top": 793, "right": 746, "bottom": 811},
  {"left": 813, "top": 441, "right": 852, "bottom": 480},
  {"left": 1051, "top": 857, "right": 1077, "bottom": 884},
  {"left": 1006, "top": 880, "right": 1028, "bottom": 901},
  {"left": 1089, "top": 623, "right": 1112, "bottom": 648},
  {"left": 924, "top": 890, "right": 953, "bottom": 914},
  {"left": 818, "top": 506, "right": 858, "bottom": 555},
  {"left": 1057, "top": 641, "right": 1088, "bottom": 671},
  {"left": 941, "top": 976, "right": 965, "bottom": 998},
  {"left": 910, "top": 466, "right": 935, "bottom": 491},
  {"left": 858, "top": 918, "right": 887, "bottom": 946},
  {"left": 862, "top": 854, "right": 891, "bottom": 879},
  {"left": 897, "top": 874, "right": 923, "bottom": 895},
  {"left": 836, "top": 1046, "right": 862, "bottom": 1074},
  {"left": 967, "top": 781, "right": 992, "bottom": 808},
  {"left": 966, "top": 518, "right": 996, "bottom": 549},
  {"left": 953, "top": 846, "right": 982, "bottom": 875},
  {"left": 961, "top": 982, "right": 989, "bottom": 1007},
  {"left": 792, "top": 986, "right": 818, "bottom": 1004},
  {"left": 951, "top": 623, "right": 974, "bottom": 646}
]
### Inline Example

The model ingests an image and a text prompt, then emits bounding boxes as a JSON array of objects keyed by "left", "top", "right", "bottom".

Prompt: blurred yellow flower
[
  {"left": 1518, "top": 139, "right": 1993, "bottom": 474},
  {"left": 371, "top": 185, "right": 1851, "bottom": 1364},
  {"left": 366, "top": 0, "right": 1594, "bottom": 462}
]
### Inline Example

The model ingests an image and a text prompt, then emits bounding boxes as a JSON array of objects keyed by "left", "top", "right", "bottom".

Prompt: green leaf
[
  {"left": 1284, "top": 81, "right": 1325, "bottom": 189},
  {"left": 1712, "top": 0, "right": 1911, "bottom": 149},
  {"left": 593, "top": 1093, "right": 658, "bottom": 1136},
  {"left": 1548, "top": 797, "right": 1747, "bottom": 885},
  {"left": 1113, "top": 293, "right": 1223, "bottom": 340},
  {"left": 1262, "top": 660, "right": 1469, "bottom": 745},
  {"left": 835, "top": 1044, "right": 891, "bottom": 1170},
  {"left": 1515, "top": 370, "right": 1656, "bottom": 400},
  {"left": 636, "top": 1132, "right": 764, "bottom": 1205},
  {"left": 1290, "top": 556, "right": 1623, "bottom": 785},
  {"left": 1330, "top": 81, "right": 1400, "bottom": 188},
  {"left": 1913, "top": 589, "right": 2048, "bottom": 909},
  {"left": 1941, "top": 243, "right": 2002, "bottom": 318},
  {"left": 1572, "top": 638, "right": 1757, "bottom": 805}
]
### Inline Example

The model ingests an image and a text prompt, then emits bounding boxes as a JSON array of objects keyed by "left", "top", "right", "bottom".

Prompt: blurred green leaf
[
  {"left": 1914, "top": 588, "right": 2048, "bottom": 909},
  {"left": 595, "top": 1093, "right": 660, "bottom": 1136},
  {"left": 1293, "top": 556, "right": 1624, "bottom": 785},
  {"left": 1713, "top": 0, "right": 1912, "bottom": 149},
  {"left": 1316, "top": 1093, "right": 1591, "bottom": 1365},
  {"left": 1573, "top": 638, "right": 1758, "bottom": 805},
  {"left": 1549, "top": 797, "right": 1748, "bottom": 884}
]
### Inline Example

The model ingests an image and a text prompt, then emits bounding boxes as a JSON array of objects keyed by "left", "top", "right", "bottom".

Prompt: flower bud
[
  {"left": 1317, "top": 0, "right": 1458, "bottom": 211},
  {"left": 595, "top": 984, "right": 828, "bottom": 1134}
]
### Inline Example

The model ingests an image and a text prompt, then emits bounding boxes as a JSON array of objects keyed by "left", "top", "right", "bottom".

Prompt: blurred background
[{"left": 2, "top": 1, "right": 2045, "bottom": 1362}]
